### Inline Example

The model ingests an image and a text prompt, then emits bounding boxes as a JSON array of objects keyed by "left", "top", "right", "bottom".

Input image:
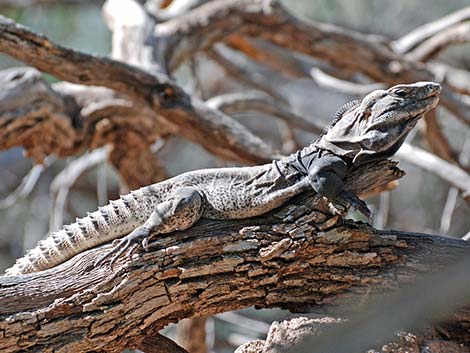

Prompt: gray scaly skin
[{"left": 4, "top": 82, "right": 441, "bottom": 276}]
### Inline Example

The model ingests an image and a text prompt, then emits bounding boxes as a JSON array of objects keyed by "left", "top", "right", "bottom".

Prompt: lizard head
[{"left": 318, "top": 81, "right": 441, "bottom": 165}]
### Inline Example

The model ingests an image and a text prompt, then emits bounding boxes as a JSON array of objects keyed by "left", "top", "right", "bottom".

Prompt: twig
[
  {"left": 207, "top": 45, "right": 288, "bottom": 102},
  {"left": 216, "top": 312, "right": 271, "bottom": 334},
  {"left": 310, "top": 67, "right": 385, "bottom": 96},
  {"left": 405, "top": 22, "right": 470, "bottom": 62},
  {"left": 440, "top": 132, "right": 470, "bottom": 234},
  {"left": 206, "top": 91, "right": 323, "bottom": 134},
  {"left": 49, "top": 148, "right": 108, "bottom": 231},
  {"left": 391, "top": 6, "right": 470, "bottom": 54},
  {"left": 374, "top": 191, "right": 390, "bottom": 230},
  {"left": 0, "top": 156, "right": 55, "bottom": 209},
  {"left": 396, "top": 143, "right": 470, "bottom": 196},
  {"left": 226, "top": 36, "right": 329, "bottom": 78},
  {"left": 96, "top": 163, "right": 108, "bottom": 207},
  {"left": 440, "top": 187, "right": 459, "bottom": 234}
]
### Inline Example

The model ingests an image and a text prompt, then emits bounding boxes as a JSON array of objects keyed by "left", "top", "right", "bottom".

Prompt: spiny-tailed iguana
[{"left": 4, "top": 82, "right": 441, "bottom": 276}]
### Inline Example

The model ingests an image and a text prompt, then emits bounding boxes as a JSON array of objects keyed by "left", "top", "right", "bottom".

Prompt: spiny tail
[{"left": 4, "top": 188, "right": 153, "bottom": 276}]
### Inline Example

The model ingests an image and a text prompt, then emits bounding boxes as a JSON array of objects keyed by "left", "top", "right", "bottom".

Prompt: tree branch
[
  {"left": 397, "top": 144, "right": 470, "bottom": 198},
  {"left": 154, "top": 0, "right": 469, "bottom": 125},
  {"left": 391, "top": 6, "right": 470, "bottom": 54},
  {"left": 0, "top": 14, "right": 277, "bottom": 165},
  {"left": 404, "top": 22, "right": 470, "bottom": 62},
  {"left": 1, "top": 160, "right": 470, "bottom": 352},
  {"left": 205, "top": 91, "right": 323, "bottom": 134},
  {"left": 237, "top": 312, "right": 470, "bottom": 353}
]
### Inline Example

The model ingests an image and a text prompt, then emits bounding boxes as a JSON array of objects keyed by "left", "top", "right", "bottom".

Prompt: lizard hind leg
[{"left": 95, "top": 187, "right": 203, "bottom": 267}]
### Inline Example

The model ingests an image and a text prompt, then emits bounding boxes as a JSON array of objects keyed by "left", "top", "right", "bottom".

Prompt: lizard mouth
[{"left": 405, "top": 94, "right": 440, "bottom": 120}]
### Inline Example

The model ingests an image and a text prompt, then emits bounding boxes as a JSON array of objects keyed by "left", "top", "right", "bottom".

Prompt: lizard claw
[
  {"left": 95, "top": 226, "right": 151, "bottom": 268},
  {"left": 336, "top": 190, "right": 372, "bottom": 223}
]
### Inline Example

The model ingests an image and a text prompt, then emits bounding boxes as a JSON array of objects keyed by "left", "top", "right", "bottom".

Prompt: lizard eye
[{"left": 393, "top": 89, "right": 407, "bottom": 98}]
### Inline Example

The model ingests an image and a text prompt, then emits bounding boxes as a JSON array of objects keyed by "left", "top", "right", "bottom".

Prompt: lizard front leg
[
  {"left": 96, "top": 187, "right": 203, "bottom": 267},
  {"left": 308, "top": 157, "right": 371, "bottom": 220}
]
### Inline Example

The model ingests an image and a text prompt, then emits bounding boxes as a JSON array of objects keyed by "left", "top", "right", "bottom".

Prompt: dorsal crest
[
  {"left": 315, "top": 99, "right": 360, "bottom": 142},
  {"left": 326, "top": 99, "right": 360, "bottom": 133}
]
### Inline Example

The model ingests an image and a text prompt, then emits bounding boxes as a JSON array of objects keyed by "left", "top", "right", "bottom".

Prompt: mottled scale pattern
[
  {"left": 4, "top": 182, "right": 174, "bottom": 275},
  {"left": 4, "top": 164, "right": 306, "bottom": 276}
]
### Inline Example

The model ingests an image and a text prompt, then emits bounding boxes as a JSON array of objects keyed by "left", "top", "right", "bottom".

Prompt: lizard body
[{"left": 4, "top": 82, "right": 441, "bottom": 276}]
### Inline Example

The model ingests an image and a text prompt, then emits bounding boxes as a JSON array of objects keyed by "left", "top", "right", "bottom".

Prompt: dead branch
[
  {"left": 205, "top": 91, "right": 323, "bottom": 134},
  {"left": 391, "top": 6, "right": 470, "bottom": 54},
  {"left": 154, "top": 0, "right": 469, "bottom": 125},
  {"left": 309, "top": 67, "right": 385, "bottom": 96},
  {"left": 0, "top": 14, "right": 277, "bottom": 165},
  {"left": 236, "top": 314, "right": 470, "bottom": 353},
  {"left": 397, "top": 144, "right": 470, "bottom": 198},
  {"left": 0, "top": 67, "right": 173, "bottom": 187},
  {"left": 1, "top": 160, "right": 470, "bottom": 352},
  {"left": 405, "top": 22, "right": 470, "bottom": 62}
]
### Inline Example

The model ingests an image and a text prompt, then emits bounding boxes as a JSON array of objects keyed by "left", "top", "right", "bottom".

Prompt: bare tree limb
[
  {"left": 405, "top": 22, "right": 470, "bottom": 62},
  {"left": 309, "top": 67, "right": 385, "bottom": 96},
  {"left": 154, "top": 0, "right": 469, "bottom": 124},
  {"left": 397, "top": 144, "right": 470, "bottom": 197},
  {"left": 391, "top": 6, "right": 470, "bottom": 54},
  {"left": 0, "top": 14, "right": 277, "bottom": 165},
  {"left": 206, "top": 91, "right": 323, "bottom": 134}
]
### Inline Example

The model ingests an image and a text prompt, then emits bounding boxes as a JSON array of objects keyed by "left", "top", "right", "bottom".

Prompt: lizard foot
[
  {"left": 95, "top": 226, "right": 151, "bottom": 268},
  {"left": 333, "top": 190, "right": 372, "bottom": 223}
]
